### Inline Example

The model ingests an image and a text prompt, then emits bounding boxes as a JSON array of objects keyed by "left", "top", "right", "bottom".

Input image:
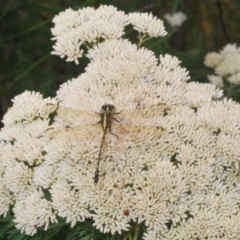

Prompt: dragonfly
[
  {"left": 46, "top": 99, "right": 170, "bottom": 184},
  {"left": 93, "top": 104, "right": 121, "bottom": 184}
]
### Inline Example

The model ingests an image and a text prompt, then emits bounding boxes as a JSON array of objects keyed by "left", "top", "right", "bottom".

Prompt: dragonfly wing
[
  {"left": 52, "top": 105, "right": 100, "bottom": 128},
  {"left": 120, "top": 104, "right": 171, "bottom": 127}
]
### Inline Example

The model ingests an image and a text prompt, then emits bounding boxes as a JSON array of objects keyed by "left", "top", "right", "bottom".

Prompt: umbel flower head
[
  {"left": 51, "top": 5, "right": 167, "bottom": 64},
  {"left": 1, "top": 5, "right": 240, "bottom": 240}
]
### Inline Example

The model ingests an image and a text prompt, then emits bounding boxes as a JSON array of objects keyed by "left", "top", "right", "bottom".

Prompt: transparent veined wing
[{"left": 45, "top": 101, "right": 171, "bottom": 184}]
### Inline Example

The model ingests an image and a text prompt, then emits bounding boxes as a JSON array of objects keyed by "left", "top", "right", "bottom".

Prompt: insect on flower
[
  {"left": 94, "top": 104, "right": 121, "bottom": 184},
  {"left": 46, "top": 102, "right": 123, "bottom": 184},
  {"left": 123, "top": 209, "right": 130, "bottom": 216},
  {"left": 46, "top": 100, "right": 169, "bottom": 184}
]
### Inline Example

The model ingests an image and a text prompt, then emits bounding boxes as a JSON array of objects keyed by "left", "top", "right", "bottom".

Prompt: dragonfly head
[{"left": 101, "top": 104, "right": 115, "bottom": 112}]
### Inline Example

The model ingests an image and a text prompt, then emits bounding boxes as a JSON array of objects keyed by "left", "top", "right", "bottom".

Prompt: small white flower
[
  {"left": 2, "top": 91, "right": 58, "bottom": 126},
  {"left": 184, "top": 82, "right": 223, "bottom": 107},
  {"left": 50, "top": 180, "right": 91, "bottom": 227},
  {"left": 208, "top": 75, "right": 224, "bottom": 88},
  {"left": 228, "top": 72, "right": 240, "bottom": 85},
  {"left": 128, "top": 12, "right": 167, "bottom": 37},
  {"left": 205, "top": 44, "right": 240, "bottom": 85},
  {"left": 0, "top": 182, "right": 14, "bottom": 217},
  {"left": 51, "top": 5, "right": 129, "bottom": 63},
  {"left": 164, "top": 11, "right": 187, "bottom": 27},
  {"left": 3, "top": 162, "right": 32, "bottom": 194},
  {"left": 13, "top": 187, "right": 57, "bottom": 236},
  {"left": 204, "top": 52, "right": 223, "bottom": 68},
  {"left": 51, "top": 30, "right": 84, "bottom": 64},
  {"left": 32, "top": 163, "right": 56, "bottom": 189}
]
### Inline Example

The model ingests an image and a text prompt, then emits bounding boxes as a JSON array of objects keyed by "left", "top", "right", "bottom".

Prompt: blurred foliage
[
  {"left": 0, "top": 212, "right": 146, "bottom": 240},
  {"left": 1, "top": 0, "right": 240, "bottom": 239}
]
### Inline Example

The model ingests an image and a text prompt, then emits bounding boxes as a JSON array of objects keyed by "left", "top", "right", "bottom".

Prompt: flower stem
[{"left": 133, "top": 223, "right": 140, "bottom": 240}]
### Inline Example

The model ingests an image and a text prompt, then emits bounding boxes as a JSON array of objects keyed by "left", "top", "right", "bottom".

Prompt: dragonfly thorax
[{"left": 100, "top": 104, "right": 115, "bottom": 132}]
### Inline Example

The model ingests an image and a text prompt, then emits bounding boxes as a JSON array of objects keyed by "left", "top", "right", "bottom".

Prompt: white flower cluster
[
  {"left": 51, "top": 5, "right": 167, "bottom": 64},
  {"left": 128, "top": 12, "right": 167, "bottom": 37},
  {"left": 164, "top": 11, "right": 187, "bottom": 27},
  {"left": 0, "top": 5, "right": 240, "bottom": 240},
  {"left": 0, "top": 92, "right": 58, "bottom": 235},
  {"left": 205, "top": 44, "right": 240, "bottom": 86}
]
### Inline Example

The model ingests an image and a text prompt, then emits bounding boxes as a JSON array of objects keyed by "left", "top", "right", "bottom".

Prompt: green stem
[
  {"left": 226, "top": 82, "right": 234, "bottom": 98},
  {"left": 0, "top": 0, "right": 14, "bottom": 22},
  {"left": 0, "top": 19, "right": 51, "bottom": 44},
  {"left": 133, "top": 223, "right": 140, "bottom": 240}
]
